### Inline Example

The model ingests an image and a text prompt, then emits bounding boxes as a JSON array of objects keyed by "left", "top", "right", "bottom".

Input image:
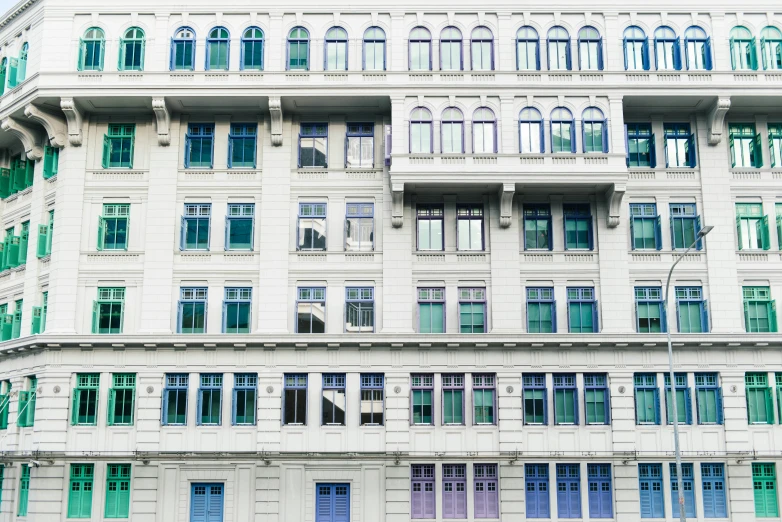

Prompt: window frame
[
  {"left": 283, "top": 373, "right": 307, "bottom": 425},
  {"left": 516, "top": 26, "right": 540, "bottom": 71},
  {"left": 98, "top": 203, "right": 130, "bottom": 251},
  {"left": 567, "top": 287, "right": 598, "bottom": 333},
  {"left": 321, "top": 373, "right": 346, "bottom": 426},
  {"left": 746, "top": 372, "right": 774, "bottom": 424},
  {"left": 456, "top": 204, "right": 484, "bottom": 251},
  {"left": 472, "top": 107, "right": 497, "bottom": 153},
  {"left": 684, "top": 26, "right": 712, "bottom": 71},
  {"left": 729, "top": 122, "right": 763, "bottom": 168},
  {"left": 105, "top": 463, "right": 131, "bottom": 519},
  {"left": 196, "top": 373, "right": 223, "bottom": 426},
  {"left": 669, "top": 463, "right": 696, "bottom": 518},
  {"left": 638, "top": 463, "right": 665, "bottom": 518},
  {"left": 411, "top": 374, "right": 434, "bottom": 425},
  {"left": 626, "top": 123, "right": 655, "bottom": 167},
  {"left": 556, "top": 463, "right": 582, "bottom": 519},
  {"left": 410, "top": 107, "right": 433, "bottom": 154},
  {"left": 363, "top": 27, "right": 386, "bottom": 71},
  {"left": 563, "top": 203, "right": 594, "bottom": 250},
  {"left": 694, "top": 372, "right": 722, "bottom": 425},
  {"left": 527, "top": 287, "right": 556, "bottom": 333},
  {"left": 324, "top": 26, "right": 348, "bottom": 71},
  {"left": 743, "top": 286, "right": 777, "bottom": 333},
  {"left": 442, "top": 464, "right": 467, "bottom": 519},
  {"left": 519, "top": 107, "right": 544, "bottom": 153},
  {"left": 584, "top": 374, "right": 609, "bottom": 425},
  {"left": 440, "top": 26, "right": 463, "bottom": 71},
  {"left": 180, "top": 203, "right": 211, "bottom": 251},
  {"left": 92, "top": 287, "right": 125, "bottom": 335},
  {"left": 458, "top": 287, "right": 486, "bottom": 333},
  {"left": 630, "top": 203, "right": 662, "bottom": 250},
  {"left": 345, "top": 123, "right": 374, "bottom": 168},
  {"left": 730, "top": 26, "right": 758, "bottom": 71},
  {"left": 635, "top": 286, "right": 666, "bottom": 333},
  {"left": 581, "top": 107, "right": 608, "bottom": 153},
  {"left": 72, "top": 373, "right": 100, "bottom": 426},
  {"left": 418, "top": 288, "right": 445, "bottom": 334},
  {"left": 223, "top": 287, "right": 252, "bottom": 334},
  {"left": 79, "top": 27, "right": 106, "bottom": 71},
  {"left": 119, "top": 27, "right": 145, "bottom": 71},
  {"left": 162, "top": 373, "right": 188, "bottom": 426},
  {"left": 228, "top": 123, "right": 257, "bottom": 168},
  {"left": 577, "top": 26, "right": 603, "bottom": 71},
  {"left": 701, "top": 463, "right": 727, "bottom": 518},
  {"left": 470, "top": 26, "right": 494, "bottom": 71},
  {"left": 664, "top": 373, "right": 692, "bottom": 425},
  {"left": 287, "top": 26, "right": 310, "bottom": 71},
  {"left": 523, "top": 204, "right": 552, "bottom": 250},
  {"left": 170, "top": 26, "right": 195, "bottom": 71},
  {"left": 185, "top": 123, "right": 215, "bottom": 168},
  {"left": 297, "top": 202, "right": 327, "bottom": 251},
  {"left": 547, "top": 26, "right": 572, "bottom": 71},
  {"left": 108, "top": 373, "right": 136, "bottom": 427},
  {"left": 241, "top": 27, "right": 265, "bottom": 71},
  {"left": 68, "top": 463, "right": 95, "bottom": 519},
  {"left": 634, "top": 373, "right": 660, "bottom": 425},
  {"left": 409, "top": 27, "right": 432, "bottom": 71},
  {"left": 102, "top": 124, "right": 135, "bottom": 169},
  {"left": 525, "top": 463, "right": 551, "bottom": 518},
  {"left": 473, "top": 374, "right": 496, "bottom": 425},
  {"left": 654, "top": 26, "right": 681, "bottom": 71},
  {"left": 360, "top": 373, "right": 384, "bottom": 426},
  {"left": 440, "top": 107, "right": 464, "bottom": 154},
  {"left": 523, "top": 373, "right": 547, "bottom": 425},
  {"left": 225, "top": 203, "right": 255, "bottom": 251},
  {"left": 345, "top": 287, "right": 374, "bottom": 333},
  {"left": 296, "top": 286, "right": 326, "bottom": 334},
  {"left": 675, "top": 286, "right": 709, "bottom": 333},
  {"left": 298, "top": 122, "right": 328, "bottom": 168},
  {"left": 553, "top": 374, "right": 578, "bottom": 425},
  {"left": 416, "top": 204, "right": 444, "bottom": 251},
  {"left": 670, "top": 203, "right": 701, "bottom": 250},
  {"left": 442, "top": 374, "right": 465, "bottom": 425}
]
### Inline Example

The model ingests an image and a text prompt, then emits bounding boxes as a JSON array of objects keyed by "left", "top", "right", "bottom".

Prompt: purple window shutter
[
  {"left": 424, "top": 482, "right": 436, "bottom": 518},
  {"left": 456, "top": 482, "right": 467, "bottom": 518},
  {"left": 443, "top": 483, "right": 454, "bottom": 518},
  {"left": 474, "top": 482, "right": 486, "bottom": 518},
  {"left": 411, "top": 482, "right": 422, "bottom": 518},
  {"left": 488, "top": 481, "right": 499, "bottom": 518},
  {"left": 526, "top": 482, "right": 538, "bottom": 516}
]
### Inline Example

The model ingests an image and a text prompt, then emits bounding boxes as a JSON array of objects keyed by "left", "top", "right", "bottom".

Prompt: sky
[{"left": 0, "top": 0, "right": 20, "bottom": 18}]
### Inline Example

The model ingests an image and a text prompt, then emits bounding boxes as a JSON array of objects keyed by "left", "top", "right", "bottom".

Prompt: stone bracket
[
  {"left": 151, "top": 97, "right": 171, "bottom": 146},
  {"left": 707, "top": 96, "right": 731, "bottom": 146},
  {"left": 60, "top": 98, "right": 84, "bottom": 146},
  {"left": 24, "top": 104, "right": 67, "bottom": 148},
  {"left": 605, "top": 183, "right": 626, "bottom": 228},
  {"left": 499, "top": 183, "right": 515, "bottom": 228},
  {"left": 269, "top": 96, "right": 283, "bottom": 146},
  {"left": 391, "top": 183, "right": 404, "bottom": 228},
  {"left": 1, "top": 117, "right": 44, "bottom": 161}
]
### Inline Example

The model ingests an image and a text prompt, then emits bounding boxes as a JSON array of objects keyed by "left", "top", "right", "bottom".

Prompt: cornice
[{"left": 0, "top": 0, "right": 37, "bottom": 29}]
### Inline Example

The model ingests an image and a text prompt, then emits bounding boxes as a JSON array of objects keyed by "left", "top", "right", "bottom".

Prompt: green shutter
[
  {"left": 91, "top": 301, "right": 98, "bottom": 333},
  {"left": 43, "top": 146, "right": 58, "bottom": 179},
  {"left": 30, "top": 306, "right": 41, "bottom": 334},
  {"left": 737, "top": 215, "right": 744, "bottom": 250},
  {"left": 77, "top": 39, "right": 85, "bottom": 71},
  {"left": 99, "top": 41, "right": 105, "bottom": 71},
  {"left": 0, "top": 168, "right": 9, "bottom": 198},
  {"left": 770, "top": 301, "right": 778, "bottom": 333},
  {"left": 7, "top": 57, "right": 17, "bottom": 88},
  {"left": 128, "top": 132, "right": 135, "bottom": 169},
  {"left": 102, "top": 135, "right": 110, "bottom": 169},
  {"left": 97, "top": 218, "right": 105, "bottom": 250},
  {"left": 71, "top": 390, "right": 79, "bottom": 425},
  {"left": 750, "top": 39, "right": 759, "bottom": 70},
  {"left": 117, "top": 38, "right": 125, "bottom": 70},
  {"left": 729, "top": 134, "right": 737, "bottom": 167},
  {"left": 730, "top": 38, "right": 737, "bottom": 69},
  {"left": 107, "top": 389, "right": 115, "bottom": 426},
  {"left": 36, "top": 224, "right": 48, "bottom": 257},
  {"left": 768, "top": 388, "right": 776, "bottom": 424},
  {"left": 23, "top": 159, "right": 33, "bottom": 188},
  {"left": 754, "top": 133, "right": 764, "bottom": 167},
  {"left": 762, "top": 215, "right": 771, "bottom": 250}
]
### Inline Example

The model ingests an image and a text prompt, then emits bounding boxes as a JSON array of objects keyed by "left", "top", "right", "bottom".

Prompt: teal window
[
  {"left": 753, "top": 463, "right": 779, "bottom": 518},
  {"left": 92, "top": 287, "right": 125, "bottom": 334},
  {"left": 108, "top": 373, "right": 135, "bottom": 426},
  {"left": 325, "top": 27, "right": 348, "bottom": 71},
  {"left": 0, "top": 155, "right": 34, "bottom": 197},
  {"left": 78, "top": 27, "right": 105, "bottom": 71},
  {"left": 769, "top": 124, "right": 782, "bottom": 168},
  {"left": 241, "top": 27, "right": 264, "bottom": 70},
  {"left": 233, "top": 373, "right": 257, "bottom": 425},
  {"left": 15, "top": 43, "right": 28, "bottom": 83},
  {"left": 97, "top": 204, "right": 129, "bottom": 250},
  {"left": 458, "top": 288, "right": 486, "bottom": 333},
  {"left": 18, "top": 221, "right": 29, "bottom": 266},
  {"left": 761, "top": 27, "right": 782, "bottom": 70},
  {"left": 229, "top": 124, "right": 257, "bottom": 168},
  {"left": 670, "top": 203, "right": 701, "bottom": 250},
  {"left": 185, "top": 124, "right": 214, "bottom": 168},
  {"left": 551, "top": 107, "right": 575, "bottom": 152},
  {"left": 170, "top": 27, "right": 195, "bottom": 71},
  {"left": 626, "top": 123, "right": 655, "bottom": 167},
  {"left": 178, "top": 287, "right": 206, "bottom": 334},
  {"left": 102, "top": 124, "right": 135, "bottom": 169},
  {"left": 346, "top": 287, "right": 374, "bottom": 333},
  {"left": 418, "top": 288, "right": 444, "bottom": 334},
  {"left": 417, "top": 205, "right": 443, "bottom": 250},
  {"left": 206, "top": 27, "right": 230, "bottom": 70},
  {"left": 36, "top": 209, "right": 54, "bottom": 258},
  {"left": 746, "top": 372, "right": 774, "bottom": 424},
  {"left": 695, "top": 373, "right": 722, "bottom": 424},
  {"left": 582, "top": 107, "right": 607, "bottom": 153},
  {"left": 664, "top": 123, "right": 696, "bottom": 168},
  {"left": 442, "top": 374, "right": 464, "bottom": 425},
  {"left": 0, "top": 58, "right": 6, "bottom": 95},
  {"left": 197, "top": 374, "right": 222, "bottom": 426},
  {"left": 730, "top": 26, "right": 758, "bottom": 70},
  {"left": 567, "top": 287, "right": 597, "bottom": 333},
  {"left": 104, "top": 464, "right": 131, "bottom": 518},
  {"left": 564, "top": 204, "right": 593, "bottom": 250},
  {"left": 523, "top": 374, "right": 547, "bottom": 424},
  {"left": 43, "top": 145, "right": 59, "bottom": 179},
  {"left": 0, "top": 380, "right": 10, "bottom": 429},
  {"left": 67, "top": 464, "right": 94, "bottom": 518},
  {"left": 630, "top": 203, "right": 661, "bottom": 250},
  {"left": 736, "top": 203, "right": 770, "bottom": 250},
  {"left": 17, "top": 376, "right": 36, "bottom": 427},
  {"left": 634, "top": 373, "right": 660, "bottom": 424},
  {"left": 11, "top": 299, "right": 21, "bottom": 340},
  {"left": 635, "top": 287, "right": 665, "bottom": 333},
  {"left": 32, "top": 291, "right": 48, "bottom": 335},
  {"left": 162, "top": 374, "right": 188, "bottom": 425},
  {"left": 675, "top": 286, "right": 709, "bottom": 333},
  {"left": 664, "top": 373, "right": 691, "bottom": 424},
  {"left": 729, "top": 123, "right": 763, "bottom": 168},
  {"left": 288, "top": 27, "right": 310, "bottom": 70},
  {"left": 411, "top": 374, "right": 433, "bottom": 425},
  {"left": 71, "top": 373, "right": 99, "bottom": 425},
  {"left": 226, "top": 203, "right": 254, "bottom": 250},
  {"left": 17, "top": 464, "right": 29, "bottom": 516},
  {"left": 223, "top": 287, "right": 251, "bottom": 333},
  {"left": 584, "top": 374, "right": 608, "bottom": 424},
  {"left": 743, "top": 286, "right": 777, "bottom": 333},
  {"left": 181, "top": 203, "right": 211, "bottom": 250},
  {"left": 527, "top": 287, "right": 556, "bottom": 333},
  {"left": 473, "top": 374, "right": 495, "bottom": 424},
  {"left": 524, "top": 204, "right": 552, "bottom": 250},
  {"left": 119, "top": 27, "right": 145, "bottom": 71},
  {"left": 553, "top": 374, "right": 577, "bottom": 424}
]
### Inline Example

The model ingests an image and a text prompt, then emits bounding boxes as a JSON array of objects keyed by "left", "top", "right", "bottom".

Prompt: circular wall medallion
[
  {"left": 730, "top": 385, "right": 737, "bottom": 393},
  {"left": 506, "top": 386, "right": 514, "bottom": 394},
  {"left": 146, "top": 386, "right": 154, "bottom": 394},
  {"left": 53, "top": 385, "right": 61, "bottom": 394},
  {"left": 618, "top": 385, "right": 626, "bottom": 394},
  {"left": 266, "top": 386, "right": 274, "bottom": 394},
  {"left": 394, "top": 386, "right": 401, "bottom": 394}
]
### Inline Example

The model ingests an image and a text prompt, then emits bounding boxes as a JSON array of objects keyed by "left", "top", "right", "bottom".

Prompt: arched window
[
  {"left": 325, "top": 27, "right": 348, "bottom": 71},
  {"left": 441, "top": 108, "right": 464, "bottom": 153},
  {"left": 242, "top": 27, "right": 264, "bottom": 70},
  {"left": 761, "top": 26, "right": 782, "bottom": 70},
  {"left": 410, "top": 107, "right": 433, "bottom": 153},
  {"left": 519, "top": 107, "right": 544, "bottom": 153},
  {"left": 170, "top": 27, "right": 195, "bottom": 71},
  {"left": 206, "top": 27, "right": 230, "bottom": 70},
  {"left": 79, "top": 27, "right": 105, "bottom": 71},
  {"left": 582, "top": 107, "right": 608, "bottom": 153},
  {"left": 516, "top": 26, "right": 540, "bottom": 70},
  {"left": 440, "top": 27, "right": 462, "bottom": 71},
  {"left": 0, "top": 58, "right": 7, "bottom": 95},
  {"left": 623, "top": 26, "right": 649, "bottom": 70},
  {"left": 550, "top": 107, "right": 575, "bottom": 153},
  {"left": 288, "top": 27, "right": 310, "bottom": 70},
  {"left": 684, "top": 26, "right": 712, "bottom": 70},
  {"left": 363, "top": 27, "right": 385, "bottom": 71},
  {"left": 119, "top": 27, "right": 145, "bottom": 71},
  {"left": 730, "top": 26, "right": 757, "bottom": 70},
  {"left": 409, "top": 27, "right": 431, "bottom": 71},
  {"left": 472, "top": 108, "right": 496, "bottom": 153},
  {"left": 471, "top": 27, "right": 493, "bottom": 71},
  {"left": 547, "top": 26, "right": 571, "bottom": 70},
  {"left": 654, "top": 26, "right": 681, "bottom": 70},
  {"left": 577, "top": 26, "right": 603, "bottom": 70}
]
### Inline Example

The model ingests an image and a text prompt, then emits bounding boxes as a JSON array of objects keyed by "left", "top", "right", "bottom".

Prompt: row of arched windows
[
  {"left": 74, "top": 24, "right": 782, "bottom": 73},
  {"left": 408, "top": 107, "right": 609, "bottom": 155}
]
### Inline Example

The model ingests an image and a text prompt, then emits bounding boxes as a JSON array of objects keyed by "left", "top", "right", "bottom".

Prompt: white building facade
[{"left": 0, "top": 0, "right": 780, "bottom": 520}]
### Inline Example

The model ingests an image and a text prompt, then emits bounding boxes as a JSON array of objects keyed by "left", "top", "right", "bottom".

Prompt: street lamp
[{"left": 664, "top": 224, "right": 713, "bottom": 522}]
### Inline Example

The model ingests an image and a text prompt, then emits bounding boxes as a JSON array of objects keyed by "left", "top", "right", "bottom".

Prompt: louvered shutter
[
  {"left": 424, "top": 482, "right": 436, "bottom": 518},
  {"left": 455, "top": 483, "right": 467, "bottom": 518},
  {"left": 443, "top": 483, "right": 454, "bottom": 518},
  {"left": 411, "top": 482, "right": 423, "bottom": 518},
  {"left": 569, "top": 481, "right": 581, "bottom": 517},
  {"left": 557, "top": 480, "right": 568, "bottom": 517},
  {"left": 487, "top": 482, "right": 499, "bottom": 519},
  {"left": 623, "top": 37, "right": 629, "bottom": 69},
  {"left": 208, "top": 485, "right": 224, "bottom": 521},
  {"left": 105, "top": 480, "right": 118, "bottom": 518},
  {"left": 191, "top": 486, "right": 207, "bottom": 522},
  {"left": 474, "top": 482, "right": 486, "bottom": 518}
]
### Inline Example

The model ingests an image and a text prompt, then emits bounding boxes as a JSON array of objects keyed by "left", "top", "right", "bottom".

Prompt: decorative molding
[
  {"left": 269, "top": 96, "right": 283, "bottom": 146},
  {"left": 24, "top": 104, "right": 67, "bottom": 148},
  {"left": 1, "top": 117, "right": 44, "bottom": 160},
  {"left": 151, "top": 97, "right": 171, "bottom": 146},
  {"left": 604, "top": 184, "right": 626, "bottom": 228},
  {"left": 60, "top": 98, "right": 84, "bottom": 146},
  {"left": 707, "top": 97, "right": 731, "bottom": 145},
  {"left": 391, "top": 183, "right": 404, "bottom": 228},
  {"left": 498, "top": 183, "right": 515, "bottom": 228}
]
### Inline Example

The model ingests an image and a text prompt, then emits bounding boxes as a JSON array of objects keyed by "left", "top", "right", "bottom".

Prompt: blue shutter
[
  {"left": 573, "top": 389, "right": 579, "bottom": 424},
  {"left": 684, "top": 388, "right": 692, "bottom": 424},
  {"left": 552, "top": 300, "right": 558, "bottom": 333},
  {"left": 161, "top": 389, "right": 169, "bottom": 425},
  {"left": 639, "top": 479, "right": 652, "bottom": 517},
  {"left": 688, "top": 134, "right": 697, "bottom": 168},
  {"left": 581, "top": 121, "right": 586, "bottom": 154},
  {"left": 570, "top": 123, "right": 576, "bottom": 153},
  {"left": 540, "top": 479, "right": 550, "bottom": 518},
  {"left": 547, "top": 214, "right": 553, "bottom": 251},
  {"left": 684, "top": 37, "right": 691, "bottom": 70},
  {"left": 195, "top": 389, "right": 203, "bottom": 426},
  {"left": 538, "top": 122, "right": 545, "bottom": 152},
  {"left": 630, "top": 216, "right": 636, "bottom": 251},
  {"left": 570, "top": 479, "right": 581, "bottom": 518},
  {"left": 180, "top": 216, "right": 187, "bottom": 250},
  {"left": 592, "top": 300, "right": 599, "bottom": 333},
  {"left": 673, "top": 37, "right": 682, "bottom": 70},
  {"left": 716, "top": 386, "right": 723, "bottom": 424},
  {"left": 597, "top": 39, "right": 604, "bottom": 70},
  {"left": 588, "top": 479, "right": 599, "bottom": 518},
  {"left": 642, "top": 39, "right": 650, "bottom": 70},
  {"left": 653, "top": 37, "right": 660, "bottom": 69},
  {"left": 625, "top": 124, "right": 630, "bottom": 166},
  {"left": 652, "top": 479, "right": 664, "bottom": 518},
  {"left": 602, "top": 477, "right": 613, "bottom": 517},
  {"left": 655, "top": 216, "right": 663, "bottom": 250},
  {"left": 565, "top": 41, "right": 572, "bottom": 70},
  {"left": 587, "top": 216, "right": 594, "bottom": 250},
  {"left": 231, "top": 388, "right": 238, "bottom": 426},
  {"left": 535, "top": 40, "right": 541, "bottom": 70},
  {"left": 543, "top": 390, "right": 548, "bottom": 425},
  {"left": 675, "top": 300, "right": 681, "bottom": 332},
  {"left": 208, "top": 485, "right": 224, "bottom": 522},
  {"left": 191, "top": 485, "right": 207, "bottom": 522},
  {"left": 650, "top": 134, "right": 657, "bottom": 168},
  {"left": 704, "top": 37, "right": 713, "bottom": 70},
  {"left": 557, "top": 479, "right": 568, "bottom": 517},
  {"left": 669, "top": 217, "right": 676, "bottom": 251},
  {"left": 169, "top": 38, "right": 175, "bottom": 70},
  {"left": 623, "top": 37, "right": 629, "bottom": 70},
  {"left": 701, "top": 300, "right": 709, "bottom": 333},
  {"left": 334, "top": 485, "right": 349, "bottom": 522},
  {"left": 661, "top": 303, "right": 668, "bottom": 334},
  {"left": 653, "top": 389, "right": 661, "bottom": 425},
  {"left": 695, "top": 215, "right": 703, "bottom": 250}
]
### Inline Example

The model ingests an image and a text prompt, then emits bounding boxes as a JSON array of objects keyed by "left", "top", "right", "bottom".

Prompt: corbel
[
  {"left": 59, "top": 98, "right": 84, "bottom": 146},
  {"left": 0, "top": 117, "right": 44, "bottom": 161},
  {"left": 498, "top": 183, "right": 515, "bottom": 228},
  {"left": 269, "top": 96, "right": 283, "bottom": 146},
  {"left": 24, "top": 104, "right": 67, "bottom": 148},
  {"left": 604, "top": 183, "right": 626, "bottom": 228},
  {"left": 707, "top": 96, "right": 731, "bottom": 146},
  {"left": 391, "top": 183, "right": 404, "bottom": 228},
  {"left": 151, "top": 97, "right": 171, "bottom": 146}
]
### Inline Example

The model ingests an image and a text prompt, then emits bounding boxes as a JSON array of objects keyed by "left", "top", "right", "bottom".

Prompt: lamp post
[{"left": 664, "top": 225, "right": 713, "bottom": 522}]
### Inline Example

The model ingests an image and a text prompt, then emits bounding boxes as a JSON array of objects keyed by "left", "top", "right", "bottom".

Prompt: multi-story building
[{"left": 0, "top": 0, "right": 781, "bottom": 520}]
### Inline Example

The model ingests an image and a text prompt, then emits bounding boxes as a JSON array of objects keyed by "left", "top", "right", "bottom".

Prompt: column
[{"left": 488, "top": 191, "right": 522, "bottom": 333}]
